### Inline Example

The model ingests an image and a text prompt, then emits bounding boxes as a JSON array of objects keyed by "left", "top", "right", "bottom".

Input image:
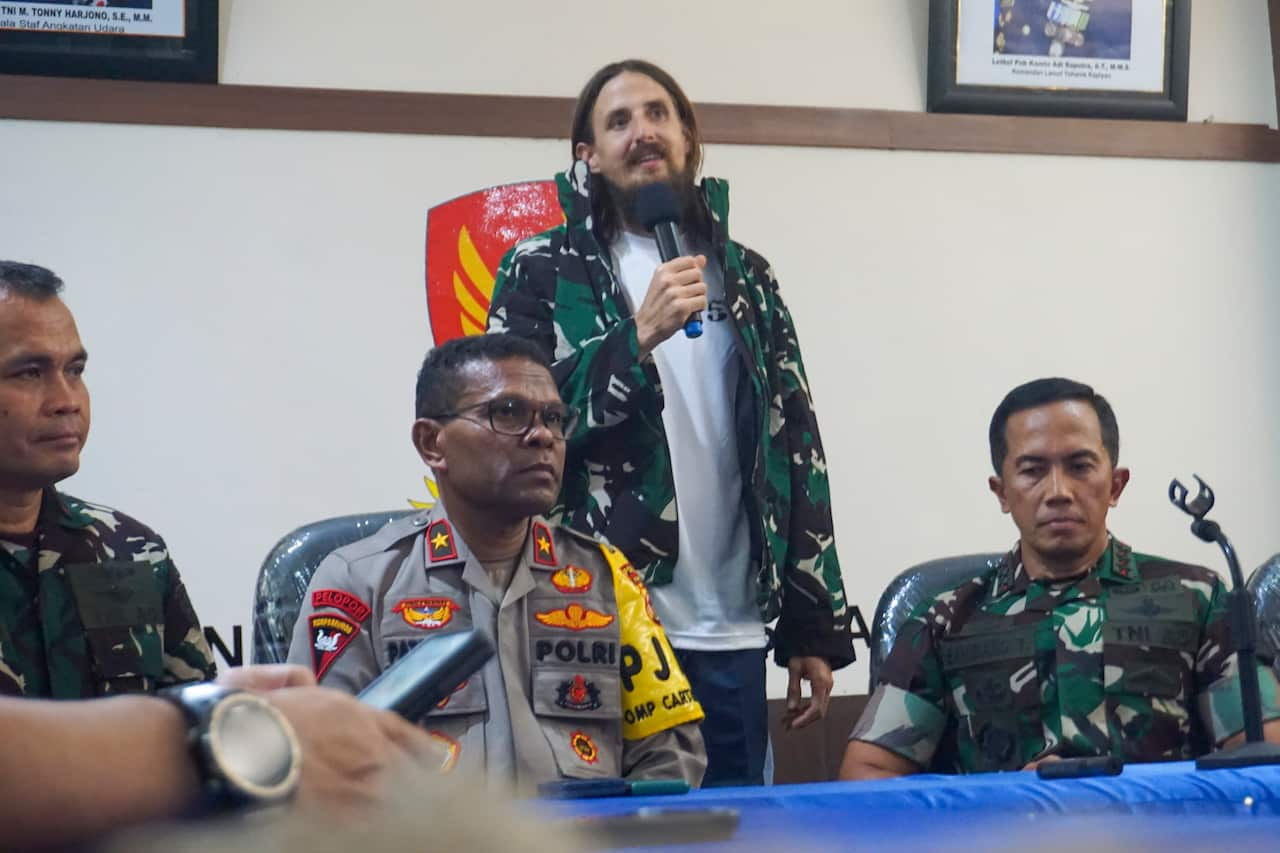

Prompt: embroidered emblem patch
[
  {"left": 570, "top": 730, "right": 599, "bottom": 764},
  {"left": 309, "top": 613, "right": 359, "bottom": 679},
  {"left": 551, "top": 566, "right": 593, "bottom": 594},
  {"left": 426, "top": 730, "right": 461, "bottom": 773},
  {"left": 394, "top": 597, "right": 460, "bottom": 630},
  {"left": 556, "top": 675, "right": 603, "bottom": 711},
  {"left": 426, "top": 520, "right": 459, "bottom": 563},
  {"left": 620, "top": 563, "right": 660, "bottom": 624},
  {"left": 532, "top": 521, "right": 557, "bottom": 566},
  {"left": 311, "top": 588, "right": 372, "bottom": 623},
  {"left": 435, "top": 679, "right": 469, "bottom": 710},
  {"left": 535, "top": 603, "right": 615, "bottom": 631}
]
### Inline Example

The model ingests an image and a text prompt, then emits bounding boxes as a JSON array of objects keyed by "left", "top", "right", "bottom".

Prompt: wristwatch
[{"left": 159, "top": 683, "right": 302, "bottom": 810}]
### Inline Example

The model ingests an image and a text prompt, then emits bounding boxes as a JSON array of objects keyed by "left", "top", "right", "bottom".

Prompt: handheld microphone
[{"left": 635, "top": 182, "right": 702, "bottom": 339}]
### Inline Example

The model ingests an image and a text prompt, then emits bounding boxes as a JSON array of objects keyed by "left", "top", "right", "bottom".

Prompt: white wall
[{"left": 0, "top": 0, "right": 1276, "bottom": 700}]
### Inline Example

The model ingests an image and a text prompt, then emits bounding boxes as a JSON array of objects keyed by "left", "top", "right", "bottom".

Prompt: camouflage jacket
[
  {"left": 850, "top": 538, "right": 1280, "bottom": 773},
  {"left": 0, "top": 488, "right": 216, "bottom": 698},
  {"left": 487, "top": 161, "right": 852, "bottom": 668}
]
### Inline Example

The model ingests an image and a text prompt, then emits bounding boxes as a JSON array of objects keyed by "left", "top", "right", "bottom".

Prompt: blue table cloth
[{"left": 558, "top": 761, "right": 1280, "bottom": 851}]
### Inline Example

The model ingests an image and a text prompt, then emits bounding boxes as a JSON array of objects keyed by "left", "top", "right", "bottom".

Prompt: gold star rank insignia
[
  {"left": 426, "top": 519, "right": 458, "bottom": 563},
  {"left": 531, "top": 520, "right": 557, "bottom": 566}
]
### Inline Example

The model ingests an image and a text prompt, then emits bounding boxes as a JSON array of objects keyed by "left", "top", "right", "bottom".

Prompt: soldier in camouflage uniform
[
  {"left": 486, "top": 60, "right": 852, "bottom": 785},
  {"left": 0, "top": 261, "right": 215, "bottom": 698},
  {"left": 841, "top": 377, "right": 1280, "bottom": 777}
]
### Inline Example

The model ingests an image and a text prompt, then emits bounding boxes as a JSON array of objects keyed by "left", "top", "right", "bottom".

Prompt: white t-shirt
[{"left": 610, "top": 230, "right": 766, "bottom": 651}]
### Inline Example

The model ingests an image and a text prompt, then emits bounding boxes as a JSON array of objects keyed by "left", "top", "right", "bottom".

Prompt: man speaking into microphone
[{"left": 487, "top": 59, "right": 853, "bottom": 786}]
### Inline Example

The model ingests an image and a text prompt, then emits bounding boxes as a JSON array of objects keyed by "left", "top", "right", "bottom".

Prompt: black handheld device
[
  {"left": 572, "top": 807, "right": 739, "bottom": 847},
  {"left": 1036, "top": 755, "right": 1123, "bottom": 780},
  {"left": 539, "top": 778, "right": 630, "bottom": 800},
  {"left": 357, "top": 628, "right": 494, "bottom": 722}
]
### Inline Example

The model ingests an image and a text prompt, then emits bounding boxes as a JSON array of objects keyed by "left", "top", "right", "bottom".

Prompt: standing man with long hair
[{"left": 487, "top": 60, "right": 853, "bottom": 786}]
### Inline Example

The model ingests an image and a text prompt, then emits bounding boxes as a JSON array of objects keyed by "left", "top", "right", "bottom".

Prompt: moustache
[{"left": 626, "top": 141, "right": 668, "bottom": 166}]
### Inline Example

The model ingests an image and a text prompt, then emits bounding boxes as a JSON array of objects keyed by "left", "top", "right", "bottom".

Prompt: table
[{"left": 559, "top": 762, "right": 1280, "bottom": 851}]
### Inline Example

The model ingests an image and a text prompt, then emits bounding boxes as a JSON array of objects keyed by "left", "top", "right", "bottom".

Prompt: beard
[{"left": 596, "top": 145, "right": 704, "bottom": 242}]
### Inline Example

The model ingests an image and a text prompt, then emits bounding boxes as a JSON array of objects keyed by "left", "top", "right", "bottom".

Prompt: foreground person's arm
[{"left": 0, "top": 665, "right": 445, "bottom": 850}]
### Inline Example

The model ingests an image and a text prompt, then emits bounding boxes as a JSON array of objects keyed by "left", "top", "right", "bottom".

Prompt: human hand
[
  {"left": 216, "top": 664, "right": 316, "bottom": 691},
  {"left": 782, "top": 656, "right": 834, "bottom": 731},
  {"left": 265, "top": 687, "right": 451, "bottom": 812},
  {"left": 1021, "top": 753, "right": 1061, "bottom": 772},
  {"left": 634, "top": 255, "right": 708, "bottom": 358}
]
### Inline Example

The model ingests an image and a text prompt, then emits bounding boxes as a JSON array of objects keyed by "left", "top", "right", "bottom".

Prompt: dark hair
[
  {"left": 0, "top": 261, "right": 64, "bottom": 300},
  {"left": 988, "top": 377, "right": 1120, "bottom": 474},
  {"left": 415, "top": 334, "right": 551, "bottom": 420},
  {"left": 569, "top": 59, "right": 708, "bottom": 245}
]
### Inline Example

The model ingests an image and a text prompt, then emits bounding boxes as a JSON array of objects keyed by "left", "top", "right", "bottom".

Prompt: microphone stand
[{"left": 1168, "top": 475, "right": 1280, "bottom": 769}]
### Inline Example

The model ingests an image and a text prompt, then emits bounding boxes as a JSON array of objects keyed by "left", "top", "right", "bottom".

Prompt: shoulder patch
[
  {"left": 309, "top": 613, "right": 360, "bottom": 679},
  {"left": 597, "top": 544, "right": 660, "bottom": 624},
  {"left": 426, "top": 520, "right": 459, "bottom": 563},
  {"left": 532, "top": 521, "right": 557, "bottom": 567},
  {"left": 311, "top": 588, "right": 372, "bottom": 623}
]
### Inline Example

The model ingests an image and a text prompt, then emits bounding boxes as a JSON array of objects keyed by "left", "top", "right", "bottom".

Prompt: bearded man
[{"left": 486, "top": 59, "right": 853, "bottom": 786}]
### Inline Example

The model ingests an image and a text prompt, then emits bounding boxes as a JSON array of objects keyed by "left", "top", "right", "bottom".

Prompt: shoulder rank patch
[
  {"left": 535, "top": 603, "right": 615, "bottom": 631},
  {"left": 570, "top": 730, "right": 599, "bottom": 764},
  {"left": 394, "top": 596, "right": 460, "bottom": 630},
  {"left": 426, "top": 730, "right": 461, "bottom": 773},
  {"left": 556, "top": 675, "right": 603, "bottom": 711},
  {"left": 309, "top": 613, "right": 359, "bottom": 679},
  {"left": 311, "top": 588, "right": 372, "bottom": 623},
  {"left": 531, "top": 521, "right": 557, "bottom": 567},
  {"left": 426, "top": 520, "right": 459, "bottom": 563},
  {"left": 551, "top": 565, "right": 593, "bottom": 594}
]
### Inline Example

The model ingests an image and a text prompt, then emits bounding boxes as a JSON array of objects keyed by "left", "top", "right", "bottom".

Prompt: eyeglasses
[{"left": 427, "top": 396, "right": 579, "bottom": 440}]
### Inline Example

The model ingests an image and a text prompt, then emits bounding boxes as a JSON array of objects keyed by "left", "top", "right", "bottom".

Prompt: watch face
[{"left": 212, "top": 699, "right": 298, "bottom": 793}]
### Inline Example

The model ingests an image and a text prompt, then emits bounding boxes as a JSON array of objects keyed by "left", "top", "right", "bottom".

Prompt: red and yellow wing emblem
[
  {"left": 424, "top": 181, "right": 562, "bottom": 345},
  {"left": 534, "top": 603, "right": 615, "bottom": 631}
]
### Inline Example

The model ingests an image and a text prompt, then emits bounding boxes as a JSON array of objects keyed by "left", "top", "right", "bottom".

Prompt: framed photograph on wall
[
  {"left": 927, "top": 0, "right": 1191, "bottom": 120},
  {"left": 0, "top": 0, "right": 217, "bottom": 83}
]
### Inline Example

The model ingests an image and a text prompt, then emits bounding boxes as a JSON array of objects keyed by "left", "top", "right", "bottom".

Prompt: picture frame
[
  {"left": 927, "top": 0, "right": 1191, "bottom": 121},
  {"left": 0, "top": 0, "right": 218, "bottom": 84}
]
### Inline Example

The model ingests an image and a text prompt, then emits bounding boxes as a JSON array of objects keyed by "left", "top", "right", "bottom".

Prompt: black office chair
[
  {"left": 251, "top": 510, "right": 415, "bottom": 664},
  {"left": 1247, "top": 552, "right": 1280, "bottom": 669},
  {"left": 868, "top": 553, "right": 1003, "bottom": 690}
]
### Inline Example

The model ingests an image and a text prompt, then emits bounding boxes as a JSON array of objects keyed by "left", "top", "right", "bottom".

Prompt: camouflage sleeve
[
  {"left": 1193, "top": 574, "right": 1280, "bottom": 744},
  {"left": 848, "top": 615, "right": 948, "bottom": 768},
  {"left": 747, "top": 252, "right": 853, "bottom": 669},
  {"left": 621, "top": 721, "right": 708, "bottom": 787},
  {"left": 486, "top": 239, "right": 664, "bottom": 442},
  {"left": 286, "top": 552, "right": 381, "bottom": 694},
  {"left": 158, "top": 558, "right": 217, "bottom": 686}
]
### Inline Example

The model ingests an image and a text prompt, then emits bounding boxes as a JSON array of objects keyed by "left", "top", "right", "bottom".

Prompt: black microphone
[
  {"left": 1169, "top": 474, "right": 1280, "bottom": 770},
  {"left": 635, "top": 182, "right": 702, "bottom": 339}
]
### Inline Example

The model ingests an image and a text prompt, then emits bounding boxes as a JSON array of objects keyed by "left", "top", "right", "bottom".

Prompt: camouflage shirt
[
  {"left": 850, "top": 538, "right": 1280, "bottom": 773},
  {"left": 0, "top": 488, "right": 216, "bottom": 698},
  {"left": 486, "top": 161, "right": 853, "bottom": 668}
]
